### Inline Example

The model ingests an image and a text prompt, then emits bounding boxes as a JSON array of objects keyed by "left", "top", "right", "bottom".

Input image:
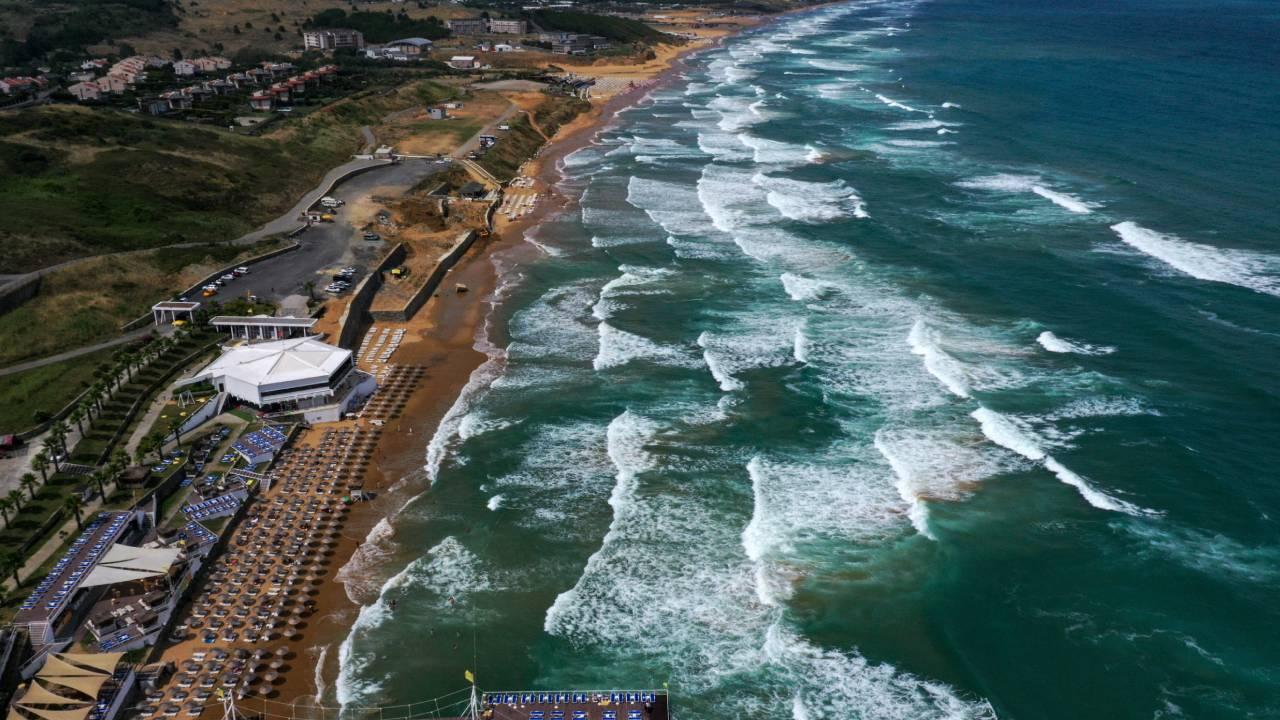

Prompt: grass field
[
  {"left": 0, "top": 348, "right": 116, "bottom": 434},
  {"left": 0, "top": 239, "right": 284, "bottom": 368}
]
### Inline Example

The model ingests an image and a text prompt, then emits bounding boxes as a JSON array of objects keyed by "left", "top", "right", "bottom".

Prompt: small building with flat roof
[
  {"left": 210, "top": 314, "right": 316, "bottom": 340},
  {"left": 152, "top": 301, "right": 200, "bottom": 325}
]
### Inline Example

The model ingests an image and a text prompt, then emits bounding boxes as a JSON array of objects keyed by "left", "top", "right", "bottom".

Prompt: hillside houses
[
  {"left": 0, "top": 75, "right": 47, "bottom": 95},
  {"left": 136, "top": 63, "right": 338, "bottom": 115}
]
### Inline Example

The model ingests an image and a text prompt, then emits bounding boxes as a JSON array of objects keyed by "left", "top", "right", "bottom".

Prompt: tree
[
  {"left": 63, "top": 494, "right": 85, "bottom": 530},
  {"left": 0, "top": 497, "right": 12, "bottom": 525},
  {"left": 44, "top": 440, "right": 62, "bottom": 473},
  {"left": 147, "top": 431, "right": 166, "bottom": 464},
  {"left": 90, "top": 471, "right": 108, "bottom": 501},
  {"left": 20, "top": 473, "right": 38, "bottom": 501},
  {"left": 69, "top": 405, "right": 85, "bottom": 435},
  {"left": 32, "top": 452, "right": 48, "bottom": 483},
  {"left": 305, "top": 280, "right": 316, "bottom": 300},
  {"left": 0, "top": 550, "right": 20, "bottom": 586},
  {"left": 6, "top": 490, "right": 23, "bottom": 514},
  {"left": 49, "top": 420, "right": 69, "bottom": 454}
]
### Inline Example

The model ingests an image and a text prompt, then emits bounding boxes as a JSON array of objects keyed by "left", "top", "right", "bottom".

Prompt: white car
[
  {"left": 220, "top": 274, "right": 235, "bottom": 282},
  {"left": 234, "top": 266, "right": 249, "bottom": 275}
]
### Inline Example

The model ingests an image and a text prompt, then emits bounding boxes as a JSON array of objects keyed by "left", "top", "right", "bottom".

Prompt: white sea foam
[
  {"left": 1036, "top": 331, "right": 1116, "bottom": 356},
  {"left": 793, "top": 323, "right": 811, "bottom": 364},
  {"left": 874, "top": 93, "right": 922, "bottom": 112},
  {"left": 885, "top": 139, "right": 954, "bottom": 148},
  {"left": 780, "top": 272, "right": 839, "bottom": 302},
  {"left": 594, "top": 321, "right": 693, "bottom": 371},
  {"left": 957, "top": 174, "right": 1096, "bottom": 214},
  {"left": 627, "top": 175, "right": 719, "bottom": 236},
  {"left": 698, "top": 331, "right": 744, "bottom": 392},
  {"left": 739, "top": 134, "right": 815, "bottom": 165},
  {"left": 487, "top": 494, "right": 504, "bottom": 511},
  {"left": 807, "top": 58, "right": 870, "bottom": 73},
  {"left": 970, "top": 407, "right": 1154, "bottom": 516},
  {"left": 887, "top": 118, "right": 958, "bottom": 131},
  {"left": 941, "top": 101, "right": 961, "bottom": 109},
  {"left": 338, "top": 537, "right": 492, "bottom": 707},
  {"left": 754, "top": 173, "right": 868, "bottom": 222},
  {"left": 1110, "top": 221, "right": 1280, "bottom": 297},
  {"left": 907, "top": 319, "right": 971, "bottom": 399}
]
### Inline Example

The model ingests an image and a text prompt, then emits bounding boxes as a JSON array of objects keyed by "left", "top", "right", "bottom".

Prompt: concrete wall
[
  {"left": 369, "top": 231, "right": 478, "bottom": 323},
  {"left": 0, "top": 273, "right": 41, "bottom": 317},
  {"left": 335, "top": 243, "right": 407, "bottom": 349}
]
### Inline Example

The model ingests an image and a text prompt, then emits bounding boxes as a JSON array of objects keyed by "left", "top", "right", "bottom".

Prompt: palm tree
[
  {"left": 147, "top": 431, "right": 166, "bottom": 464},
  {"left": 69, "top": 405, "right": 85, "bottom": 435},
  {"left": 305, "top": 280, "right": 317, "bottom": 300},
  {"left": 0, "top": 497, "right": 13, "bottom": 526},
  {"left": 63, "top": 494, "right": 85, "bottom": 530},
  {"left": 0, "top": 550, "right": 20, "bottom": 586},
  {"left": 43, "top": 440, "right": 62, "bottom": 473},
  {"left": 48, "top": 421, "right": 69, "bottom": 455},
  {"left": 6, "top": 489, "right": 23, "bottom": 514},
  {"left": 20, "top": 473, "right": 38, "bottom": 501},
  {"left": 32, "top": 451, "right": 48, "bottom": 483},
  {"left": 90, "top": 471, "right": 108, "bottom": 501}
]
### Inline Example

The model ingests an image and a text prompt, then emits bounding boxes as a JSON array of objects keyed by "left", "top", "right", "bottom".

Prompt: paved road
[
  {"left": 0, "top": 327, "right": 159, "bottom": 378},
  {"left": 187, "top": 159, "right": 450, "bottom": 307},
  {"left": 229, "top": 157, "right": 393, "bottom": 247}
]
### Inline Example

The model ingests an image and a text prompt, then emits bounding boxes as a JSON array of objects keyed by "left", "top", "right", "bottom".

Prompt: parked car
[
  {"left": 220, "top": 274, "right": 235, "bottom": 282},
  {"left": 234, "top": 266, "right": 250, "bottom": 275}
]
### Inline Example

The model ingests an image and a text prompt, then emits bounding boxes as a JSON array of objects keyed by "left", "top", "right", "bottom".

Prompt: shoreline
[{"left": 291, "top": 5, "right": 832, "bottom": 709}]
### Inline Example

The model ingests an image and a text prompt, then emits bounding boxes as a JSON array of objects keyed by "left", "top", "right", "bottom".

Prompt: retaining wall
[
  {"left": 335, "top": 244, "right": 407, "bottom": 349},
  {"left": 368, "top": 230, "right": 479, "bottom": 323},
  {"left": 0, "top": 273, "right": 40, "bottom": 317}
]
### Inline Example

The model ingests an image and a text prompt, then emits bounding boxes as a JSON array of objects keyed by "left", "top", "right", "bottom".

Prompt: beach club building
[{"left": 178, "top": 337, "right": 374, "bottom": 422}]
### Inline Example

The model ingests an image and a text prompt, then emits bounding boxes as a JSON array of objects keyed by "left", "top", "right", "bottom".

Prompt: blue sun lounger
[
  {"left": 572, "top": 712, "right": 588, "bottom": 720},
  {"left": 572, "top": 693, "right": 588, "bottom": 703},
  {"left": 522, "top": 693, "right": 534, "bottom": 704},
  {"left": 627, "top": 711, "right": 643, "bottom": 720},
  {"left": 530, "top": 712, "right": 545, "bottom": 720},
  {"left": 551, "top": 712, "right": 565, "bottom": 720},
  {"left": 603, "top": 711, "right": 617, "bottom": 720}
]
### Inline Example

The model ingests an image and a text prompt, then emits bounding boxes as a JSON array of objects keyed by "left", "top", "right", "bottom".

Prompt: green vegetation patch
[
  {"left": 305, "top": 9, "right": 449, "bottom": 43},
  {"left": 478, "top": 116, "right": 543, "bottom": 182},
  {"left": 0, "top": 348, "right": 115, "bottom": 434},
  {"left": 529, "top": 11, "right": 668, "bottom": 45}
]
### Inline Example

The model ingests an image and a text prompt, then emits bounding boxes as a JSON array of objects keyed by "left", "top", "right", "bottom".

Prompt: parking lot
[{"left": 183, "top": 159, "right": 449, "bottom": 308}]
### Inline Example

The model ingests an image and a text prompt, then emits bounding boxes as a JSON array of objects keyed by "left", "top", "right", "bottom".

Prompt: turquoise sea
[{"left": 335, "top": 1, "right": 1280, "bottom": 717}]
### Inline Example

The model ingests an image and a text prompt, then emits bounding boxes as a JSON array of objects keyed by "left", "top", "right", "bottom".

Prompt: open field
[
  {"left": 0, "top": 240, "right": 283, "bottom": 368},
  {"left": 0, "top": 348, "right": 115, "bottom": 434}
]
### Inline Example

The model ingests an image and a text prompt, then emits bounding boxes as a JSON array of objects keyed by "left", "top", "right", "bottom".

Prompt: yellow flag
[{"left": 465, "top": 669, "right": 475, "bottom": 684}]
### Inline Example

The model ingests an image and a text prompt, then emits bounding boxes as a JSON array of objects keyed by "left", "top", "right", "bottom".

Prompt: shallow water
[{"left": 336, "top": 1, "right": 1280, "bottom": 717}]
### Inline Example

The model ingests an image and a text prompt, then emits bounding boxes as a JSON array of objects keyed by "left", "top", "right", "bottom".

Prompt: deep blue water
[{"left": 335, "top": 1, "right": 1280, "bottom": 718}]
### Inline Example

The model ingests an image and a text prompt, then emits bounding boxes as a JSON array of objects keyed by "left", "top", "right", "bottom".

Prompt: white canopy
[{"left": 80, "top": 545, "right": 181, "bottom": 588}]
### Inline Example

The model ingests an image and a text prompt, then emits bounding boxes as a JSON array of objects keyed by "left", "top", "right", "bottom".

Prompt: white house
[
  {"left": 449, "top": 55, "right": 478, "bottom": 70},
  {"left": 68, "top": 82, "right": 102, "bottom": 101},
  {"left": 172, "top": 60, "right": 197, "bottom": 76}
]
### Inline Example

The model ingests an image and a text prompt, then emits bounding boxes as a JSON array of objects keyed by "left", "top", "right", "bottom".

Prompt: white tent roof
[
  {"left": 194, "top": 337, "right": 350, "bottom": 388},
  {"left": 81, "top": 544, "right": 181, "bottom": 588}
]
